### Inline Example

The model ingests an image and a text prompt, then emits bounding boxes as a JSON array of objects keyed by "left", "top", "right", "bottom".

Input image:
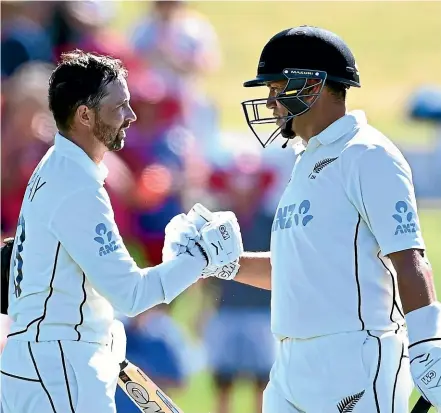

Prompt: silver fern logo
[
  {"left": 309, "top": 157, "right": 338, "bottom": 179},
  {"left": 337, "top": 390, "right": 365, "bottom": 412}
]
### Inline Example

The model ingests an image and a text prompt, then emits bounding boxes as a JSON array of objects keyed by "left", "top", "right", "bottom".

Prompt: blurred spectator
[
  {"left": 404, "top": 85, "right": 441, "bottom": 198},
  {"left": 131, "top": 1, "right": 220, "bottom": 95},
  {"left": 115, "top": 308, "right": 189, "bottom": 413},
  {"left": 201, "top": 151, "right": 276, "bottom": 413},
  {"left": 409, "top": 86, "right": 441, "bottom": 123},
  {"left": 49, "top": 0, "right": 136, "bottom": 65},
  {"left": 1, "top": 62, "right": 57, "bottom": 236},
  {"left": 208, "top": 131, "right": 297, "bottom": 215},
  {"left": 1, "top": 2, "right": 54, "bottom": 77},
  {"left": 130, "top": 0, "right": 221, "bottom": 152}
]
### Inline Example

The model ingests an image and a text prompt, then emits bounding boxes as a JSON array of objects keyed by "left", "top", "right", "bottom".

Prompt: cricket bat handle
[
  {"left": 118, "top": 359, "right": 183, "bottom": 413},
  {"left": 411, "top": 396, "right": 432, "bottom": 413}
]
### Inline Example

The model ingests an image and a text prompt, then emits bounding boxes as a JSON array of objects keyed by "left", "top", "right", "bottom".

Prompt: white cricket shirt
[
  {"left": 271, "top": 111, "right": 425, "bottom": 339},
  {"left": 7, "top": 133, "right": 202, "bottom": 344}
]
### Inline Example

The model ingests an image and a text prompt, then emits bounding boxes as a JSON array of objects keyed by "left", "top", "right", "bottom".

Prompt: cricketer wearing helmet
[{"left": 181, "top": 26, "right": 440, "bottom": 412}]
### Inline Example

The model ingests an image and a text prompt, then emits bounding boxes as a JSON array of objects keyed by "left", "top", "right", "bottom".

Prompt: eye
[
  {"left": 269, "top": 87, "right": 282, "bottom": 96},
  {"left": 117, "top": 100, "right": 129, "bottom": 109}
]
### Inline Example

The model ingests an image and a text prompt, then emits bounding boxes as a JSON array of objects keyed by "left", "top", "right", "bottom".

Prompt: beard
[{"left": 93, "top": 115, "right": 127, "bottom": 152}]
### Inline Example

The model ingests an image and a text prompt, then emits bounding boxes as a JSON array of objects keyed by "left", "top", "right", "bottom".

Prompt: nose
[
  {"left": 127, "top": 105, "right": 137, "bottom": 122},
  {"left": 266, "top": 95, "right": 277, "bottom": 110}
]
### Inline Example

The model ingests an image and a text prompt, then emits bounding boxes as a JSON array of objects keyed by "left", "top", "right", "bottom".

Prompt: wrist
[
  {"left": 406, "top": 301, "right": 441, "bottom": 347},
  {"left": 202, "top": 260, "right": 240, "bottom": 280},
  {"left": 154, "top": 253, "right": 205, "bottom": 304}
]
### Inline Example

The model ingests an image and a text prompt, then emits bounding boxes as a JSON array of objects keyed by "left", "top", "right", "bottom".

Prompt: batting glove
[
  {"left": 162, "top": 214, "right": 207, "bottom": 264},
  {"left": 196, "top": 211, "right": 243, "bottom": 268},
  {"left": 407, "top": 302, "right": 441, "bottom": 410},
  {"left": 187, "top": 205, "right": 242, "bottom": 280},
  {"left": 200, "top": 260, "right": 240, "bottom": 281}
]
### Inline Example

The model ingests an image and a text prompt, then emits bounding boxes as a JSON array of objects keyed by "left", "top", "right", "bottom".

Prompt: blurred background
[{"left": 1, "top": 1, "right": 440, "bottom": 412}]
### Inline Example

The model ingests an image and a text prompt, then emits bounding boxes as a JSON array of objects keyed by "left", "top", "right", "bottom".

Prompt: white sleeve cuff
[
  {"left": 153, "top": 253, "right": 205, "bottom": 304},
  {"left": 380, "top": 239, "right": 426, "bottom": 257},
  {"left": 405, "top": 302, "right": 441, "bottom": 346}
]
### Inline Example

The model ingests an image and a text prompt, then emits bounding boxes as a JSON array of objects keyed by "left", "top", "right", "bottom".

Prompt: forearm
[
  {"left": 390, "top": 249, "right": 439, "bottom": 345},
  {"left": 234, "top": 251, "right": 272, "bottom": 290},
  {"left": 84, "top": 253, "right": 204, "bottom": 318},
  {"left": 127, "top": 254, "right": 205, "bottom": 316},
  {"left": 395, "top": 255, "right": 441, "bottom": 410},
  {"left": 391, "top": 250, "right": 436, "bottom": 314}
]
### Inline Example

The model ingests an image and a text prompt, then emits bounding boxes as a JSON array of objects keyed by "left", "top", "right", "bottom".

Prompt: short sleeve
[{"left": 345, "top": 144, "right": 425, "bottom": 256}]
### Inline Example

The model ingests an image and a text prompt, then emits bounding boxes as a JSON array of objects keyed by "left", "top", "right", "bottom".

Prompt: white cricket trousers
[
  {"left": 0, "top": 339, "right": 120, "bottom": 413},
  {"left": 263, "top": 329, "right": 414, "bottom": 413}
]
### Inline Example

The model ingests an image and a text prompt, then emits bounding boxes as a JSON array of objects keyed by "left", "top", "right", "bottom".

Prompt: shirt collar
[
  {"left": 315, "top": 110, "right": 367, "bottom": 146},
  {"left": 54, "top": 133, "right": 108, "bottom": 183}
]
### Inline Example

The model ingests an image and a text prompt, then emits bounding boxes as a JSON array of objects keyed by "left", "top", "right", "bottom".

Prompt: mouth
[{"left": 119, "top": 123, "right": 131, "bottom": 136}]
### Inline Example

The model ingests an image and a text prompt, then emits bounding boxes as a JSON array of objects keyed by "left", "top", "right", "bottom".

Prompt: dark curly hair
[{"left": 48, "top": 49, "right": 128, "bottom": 132}]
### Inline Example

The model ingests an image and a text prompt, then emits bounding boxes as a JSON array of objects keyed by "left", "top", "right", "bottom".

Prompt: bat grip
[
  {"left": 411, "top": 396, "right": 432, "bottom": 413},
  {"left": 119, "top": 359, "right": 129, "bottom": 371}
]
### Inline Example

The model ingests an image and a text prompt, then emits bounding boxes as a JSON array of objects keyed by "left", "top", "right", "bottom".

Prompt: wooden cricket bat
[{"left": 118, "top": 359, "right": 183, "bottom": 413}]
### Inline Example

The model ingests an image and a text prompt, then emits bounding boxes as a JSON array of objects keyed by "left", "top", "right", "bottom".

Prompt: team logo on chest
[
  {"left": 308, "top": 157, "right": 338, "bottom": 179},
  {"left": 272, "top": 200, "right": 314, "bottom": 232}
]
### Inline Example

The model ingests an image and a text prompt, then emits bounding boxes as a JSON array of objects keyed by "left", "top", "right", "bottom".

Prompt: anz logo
[
  {"left": 392, "top": 201, "right": 418, "bottom": 236},
  {"left": 272, "top": 200, "right": 313, "bottom": 232},
  {"left": 94, "top": 223, "right": 120, "bottom": 256}
]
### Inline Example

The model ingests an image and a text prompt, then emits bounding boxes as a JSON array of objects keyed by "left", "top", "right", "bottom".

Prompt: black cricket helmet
[{"left": 242, "top": 26, "right": 361, "bottom": 148}]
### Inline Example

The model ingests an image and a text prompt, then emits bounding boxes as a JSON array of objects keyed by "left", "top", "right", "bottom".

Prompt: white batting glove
[
  {"left": 162, "top": 210, "right": 243, "bottom": 272},
  {"left": 162, "top": 214, "right": 207, "bottom": 264},
  {"left": 197, "top": 211, "right": 243, "bottom": 267},
  {"left": 410, "top": 343, "right": 441, "bottom": 410},
  {"left": 407, "top": 302, "right": 441, "bottom": 410},
  {"left": 200, "top": 260, "right": 240, "bottom": 280},
  {"left": 187, "top": 204, "right": 241, "bottom": 280}
]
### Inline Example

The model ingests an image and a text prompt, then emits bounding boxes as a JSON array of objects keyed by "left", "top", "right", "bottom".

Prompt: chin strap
[{"left": 281, "top": 118, "right": 295, "bottom": 148}]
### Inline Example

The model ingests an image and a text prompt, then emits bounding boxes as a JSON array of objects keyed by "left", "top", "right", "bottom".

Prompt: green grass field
[{"left": 114, "top": 3, "right": 441, "bottom": 411}]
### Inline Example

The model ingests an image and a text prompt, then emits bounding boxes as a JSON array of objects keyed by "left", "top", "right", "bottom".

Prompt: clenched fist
[{"left": 162, "top": 210, "right": 243, "bottom": 270}]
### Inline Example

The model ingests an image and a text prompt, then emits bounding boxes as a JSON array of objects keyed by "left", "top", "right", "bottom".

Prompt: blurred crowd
[{"left": 1, "top": 2, "right": 440, "bottom": 412}]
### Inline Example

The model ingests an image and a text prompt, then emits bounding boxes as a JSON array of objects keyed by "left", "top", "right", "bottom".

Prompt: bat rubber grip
[
  {"left": 119, "top": 359, "right": 129, "bottom": 371},
  {"left": 411, "top": 396, "right": 432, "bottom": 413}
]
